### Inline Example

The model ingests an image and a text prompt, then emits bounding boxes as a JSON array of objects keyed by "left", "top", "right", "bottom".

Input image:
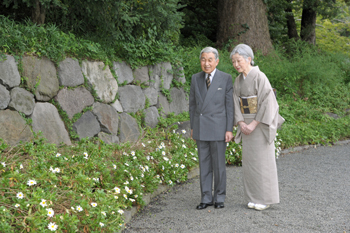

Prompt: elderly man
[{"left": 189, "top": 47, "right": 234, "bottom": 209}]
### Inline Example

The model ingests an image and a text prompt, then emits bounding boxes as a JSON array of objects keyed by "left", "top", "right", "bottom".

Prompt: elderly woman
[{"left": 231, "top": 44, "right": 284, "bottom": 211}]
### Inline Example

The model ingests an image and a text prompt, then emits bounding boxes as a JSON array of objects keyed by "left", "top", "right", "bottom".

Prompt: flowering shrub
[{"left": 0, "top": 131, "right": 198, "bottom": 232}]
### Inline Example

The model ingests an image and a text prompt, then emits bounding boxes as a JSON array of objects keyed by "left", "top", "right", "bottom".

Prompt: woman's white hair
[
  {"left": 199, "top": 47, "right": 219, "bottom": 60},
  {"left": 230, "top": 44, "right": 255, "bottom": 66}
]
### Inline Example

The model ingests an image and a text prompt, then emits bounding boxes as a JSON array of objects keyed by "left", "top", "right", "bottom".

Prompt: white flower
[
  {"left": 227, "top": 143, "right": 229, "bottom": 147},
  {"left": 180, "top": 164, "right": 185, "bottom": 169},
  {"left": 55, "top": 153, "right": 61, "bottom": 157},
  {"left": 145, "top": 165, "right": 149, "bottom": 171},
  {"left": 159, "top": 180, "right": 162, "bottom": 184},
  {"left": 118, "top": 209, "right": 124, "bottom": 214},
  {"left": 20, "top": 164, "right": 23, "bottom": 169},
  {"left": 99, "top": 222, "right": 104, "bottom": 227},
  {"left": 55, "top": 168, "right": 60, "bottom": 173},
  {"left": 101, "top": 211, "right": 106, "bottom": 216},
  {"left": 48, "top": 222, "right": 58, "bottom": 231},
  {"left": 125, "top": 163, "right": 129, "bottom": 167},
  {"left": 40, "top": 199, "right": 48, "bottom": 207},
  {"left": 134, "top": 195, "right": 138, "bottom": 198},
  {"left": 162, "top": 166, "right": 164, "bottom": 170},
  {"left": 47, "top": 208, "right": 55, "bottom": 217},
  {"left": 76, "top": 206, "right": 83, "bottom": 212},
  {"left": 182, "top": 144, "right": 186, "bottom": 148},
  {"left": 175, "top": 164, "right": 179, "bottom": 168},
  {"left": 162, "top": 151, "right": 166, "bottom": 156},
  {"left": 156, "top": 175, "right": 160, "bottom": 178},
  {"left": 113, "top": 164, "right": 117, "bottom": 169},
  {"left": 123, "top": 152, "right": 128, "bottom": 156},
  {"left": 173, "top": 130, "right": 176, "bottom": 133},
  {"left": 141, "top": 174, "right": 144, "bottom": 178},
  {"left": 114, "top": 196, "right": 118, "bottom": 200},
  {"left": 129, "top": 198, "right": 135, "bottom": 202},
  {"left": 182, "top": 129, "right": 186, "bottom": 134},
  {"left": 60, "top": 216, "right": 64, "bottom": 220},
  {"left": 15, "top": 204, "right": 20, "bottom": 208},
  {"left": 125, "top": 186, "right": 130, "bottom": 191},
  {"left": 1, "top": 162, "right": 6, "bottom": 167},
  {"left": 123, "top": 194, "right": 128, "bottom": 199},
  {"left": 161, "top": 142, "right": 165, "bottom": 147},
  {"left": 124, "top": 181, "right": 129, "bottom": 185},
  {"left": 146, "top": 156, "right": 150, "bottom": 160},
  {"left": 192, "top": 157, "right": 197, "bottom": 161},
  {"left": 133, "top": 156, "right": 137, "bottom": 160},
  {"left": 130, "top": 176, "right": 134, "bottom": 181},
  {"left": 168, "top": 180, "right": 173, "bottom": 185},
  {"left": 64, "top": 157, "right": 68, "bottom": 161},
  {"left": 16, "top": 192, "right": 24, "bottom": 199},
  {"left": 91, "top": 202, "right": 97, "bottom": 207},
  {"left": 93, "top": 178, "right": 99, "bottom": 182},
  {"left": 114, "top": 187, "right": 121, "bottom": 194},
  {"left": 127, "top": 189, "right": 133, "bottom": 194},
  {"left": 142, "top": 143, "right": 146, "bottom": 147},
  {"left": 163, "top": 157, "right": 169, "bottom": 161},
  {"left": 83, "top": 152, "right": 88, "bottom": 157},
  {"left": 184, "top": 154, "right": 187, "bottom": 158}
]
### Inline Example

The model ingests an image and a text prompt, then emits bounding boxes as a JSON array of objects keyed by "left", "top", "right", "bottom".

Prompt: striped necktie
[{"left": 206, "top": 74, "right": 211, "bottom": 89}]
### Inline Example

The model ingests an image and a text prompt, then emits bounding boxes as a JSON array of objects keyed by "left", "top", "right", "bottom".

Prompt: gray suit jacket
[{"left": 189, "top": 69, "right": 234, "bottom": 141}]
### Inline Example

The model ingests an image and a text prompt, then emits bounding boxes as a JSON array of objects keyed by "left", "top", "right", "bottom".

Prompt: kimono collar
[{"left": 244, "top": 66, "right": 260, "bottom": 80}]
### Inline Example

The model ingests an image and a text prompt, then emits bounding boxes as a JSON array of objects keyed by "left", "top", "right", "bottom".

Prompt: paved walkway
[{"left": 123, "top": 142, "right": 350, "bottom": 233}]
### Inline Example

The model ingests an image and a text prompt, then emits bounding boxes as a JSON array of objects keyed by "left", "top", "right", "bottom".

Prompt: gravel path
[{"left": 123, "top": 143, "right": 350, "bottom": 233}]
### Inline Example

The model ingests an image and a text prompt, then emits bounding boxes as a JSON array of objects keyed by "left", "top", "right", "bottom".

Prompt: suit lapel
[
  {"left": 197, "top": 72, "right": 207, "bottom": 101},
  {"left": 201, "top": 70, "right": 224, "bottom": 111}
]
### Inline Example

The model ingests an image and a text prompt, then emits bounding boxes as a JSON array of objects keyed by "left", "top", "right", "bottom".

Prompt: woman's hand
[{"left": 239, "top": 120, "right": 259, "bottom": 135}]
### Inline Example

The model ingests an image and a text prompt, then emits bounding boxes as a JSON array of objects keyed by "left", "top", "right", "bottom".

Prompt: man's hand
[{"left": 225, "top": 131, "right": 233, "bottom": 142}]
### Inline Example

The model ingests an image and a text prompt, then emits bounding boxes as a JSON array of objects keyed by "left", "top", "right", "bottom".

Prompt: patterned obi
[{"left": 239, "top": 96, "right": 257, "bottom": 114}]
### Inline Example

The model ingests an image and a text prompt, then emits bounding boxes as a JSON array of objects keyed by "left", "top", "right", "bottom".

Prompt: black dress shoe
[
  {"left": 214, "top": 202, "right": 224, "bottom": 209},
  {"left": 196, "top": 203, "right": 213, "bottom": 210}
]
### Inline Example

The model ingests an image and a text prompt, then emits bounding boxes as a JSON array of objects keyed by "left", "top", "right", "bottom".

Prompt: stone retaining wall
[{"left": 0, "top": 55, "right": 189, "bottom": 146}]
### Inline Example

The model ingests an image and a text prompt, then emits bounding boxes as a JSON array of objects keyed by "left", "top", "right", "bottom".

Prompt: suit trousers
[{"left": 196, "top": 140, "right": 227, "bottom": 203}]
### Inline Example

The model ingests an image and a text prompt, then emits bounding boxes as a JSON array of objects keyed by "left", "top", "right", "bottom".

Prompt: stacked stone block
[{"left": 0, "top": 55, "right": 188, "bottom": 146}]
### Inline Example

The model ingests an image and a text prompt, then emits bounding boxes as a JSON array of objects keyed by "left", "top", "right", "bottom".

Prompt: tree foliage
[
  {"left": 316, "top": 1, "right": 350, "bottom": 54},
  {"left": 1, "top": 0, "right": 184, "bottom": 46}
]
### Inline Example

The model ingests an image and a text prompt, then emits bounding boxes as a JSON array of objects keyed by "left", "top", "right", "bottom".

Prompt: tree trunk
[
  {"left": 285, "top": 0, "right": 300, "bottom": 40},
  {"left": 300, "top": 0, "right": 318, "bottom": 44},
  {"left": 216, "top": 0, "right": 273, "bottom": 55},
  {"left": 32, "top": 0, "right": 46, "bottom": 24}
]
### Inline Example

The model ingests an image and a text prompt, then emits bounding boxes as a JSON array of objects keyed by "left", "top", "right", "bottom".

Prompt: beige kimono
[{"left": 233, "top": 66, "right": 284, "bottom": 205}]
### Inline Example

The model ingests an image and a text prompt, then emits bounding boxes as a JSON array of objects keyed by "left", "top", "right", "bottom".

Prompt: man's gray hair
[
  {"left": 199, "top": 47, "right": 219, "bottom": 60},
  {"left": 230, "top": 44, "right": 255, "bottom": 66}
]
